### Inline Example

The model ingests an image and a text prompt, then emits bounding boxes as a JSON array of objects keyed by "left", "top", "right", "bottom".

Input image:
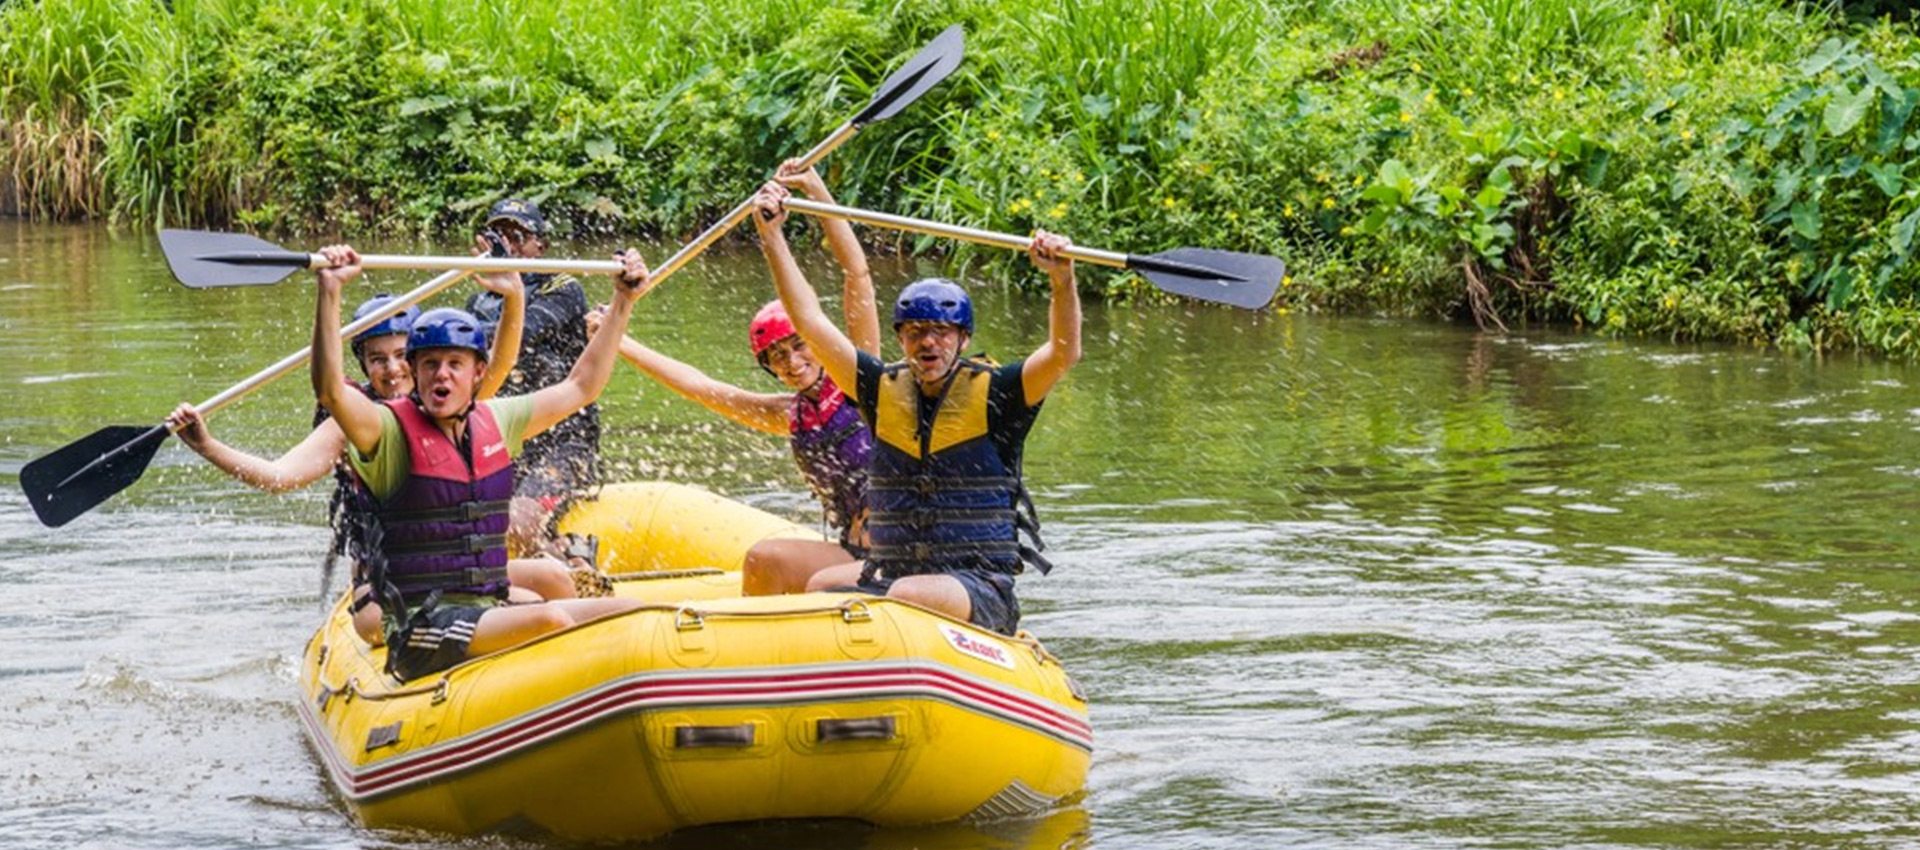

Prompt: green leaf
[
  {"left": 1865, "top": 60, "right": 1902, "bottom": 98},
  {"left": 1583, "top": 148, "right": 1612, "bottom": 186},
  {"left": 1670, "top": 173, "right": 1693, "bottom": 201},
  {"left": 1866, "top": 163, "right": 1906, "bottom": 198},
  {"left": 1825, "top": 264, "right": 1854, "bottom": 308},
  {"left": 1875, "top": 89, "right": 1916, "bottom": 155},
  {"left": 584, "top": 138, "right": 617, "bottom": 161},
  {"left": 1791, "top": 198, "right": 1821, "bottom": 240},
  {"left": 1894, "top": 206, "right": 1920, "bottom": 257},
  {"left": 1800, "top": 38, "right": 1848, "bottom": 77},
  {"left": 1769, "top": 170, "right": 1802, "bottom": 215},
  {"left": 1824, "top": 85, "right": 1875, "bottom": 137},
  {"left": 1473, "top": 181, "right": 1508, "bottom": 211},
  {"left": 399, "top": 95, "right": 453, "bottom": 117},
  {"left": 1767, "top": 86, "right": 1814, "bottom": 125}
]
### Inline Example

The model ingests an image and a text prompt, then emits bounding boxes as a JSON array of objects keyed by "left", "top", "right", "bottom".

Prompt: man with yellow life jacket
[
  {"left": 308, "top": 244, "right": 652, "bottom": 682},
  {"left": 749, "top": 181, "right": 1082, "bottom": 635}
]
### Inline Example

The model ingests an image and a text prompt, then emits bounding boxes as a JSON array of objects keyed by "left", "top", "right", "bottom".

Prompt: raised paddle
[
  {"left": 778, "top": 197, "right": 1285, "bottom": 310},
  {"left": 19, "top": 269, "right": 473, "bottom": 527},
  {"left": 155, "top": 25, "right": 965, "bottom": 292}
]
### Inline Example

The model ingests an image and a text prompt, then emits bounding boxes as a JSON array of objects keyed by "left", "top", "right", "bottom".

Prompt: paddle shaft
[
  {"left": 635, "top": 122, "right": 860, "bottom": 297},
  {"left": 188, "top": 269, "right": 471, "bottom": 423},
  {"left": 781, "top": 197, "right": 1130, "bottom": 268}
]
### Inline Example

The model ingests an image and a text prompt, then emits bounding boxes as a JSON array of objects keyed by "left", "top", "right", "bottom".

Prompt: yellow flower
[
  {"left": 1463, "top": 86, "right": 1474, "bottom": 97},
  {"left": 1553, "top": 87, "right": 1565, "bottom": 101},
  {"left": 1161, "top": 196, "right": 1177, "bottom": 209},
  {"left": 1399, "top": 111, "right": 1413, "bottom": 123},
  {"left": 1276, "top": 306, "right": 1291, "bottom": 316},
  {"left": 1339, "top": 225, "right": 1355, "bottom": 236},
  {"left": 1281, "top": 274, "right": 1293, "bottom": 287},
  {"left": 1352, "top": 174, "right": 1365, "bottom": 187},
  {"left": 1412, "top": 62, "right": 1424, "bottom": 74},
  {"left": 1049, "top": 203, "right": 1068, "bottom": 220},
  {"left": 1225, "top": 210, "right": 1240, "bottom": 222},
  {"left": 1070, "top": 171, "right": 1085, "bottom": 183},
  {"left": 1680, "top": 129, "right": 1693, "bottom": 141},
  {"left": 1322, "top": 197, "right": 1336, "bottom": 209},
  {"left": 1423, "top": 91, "right": 1435, "bottom": 104},
  {"left": 1663, "top": 295, "right": 1676, "bottom": 309},
  {"left": 1314, "top": 171, "right": 1331, "bottom": 184},
  {"left": 986, "top": 129, "right": 1002, "bottom": 142},
  {"left": 1283, "top": 203, "right": 1296, "bottom": 218}
]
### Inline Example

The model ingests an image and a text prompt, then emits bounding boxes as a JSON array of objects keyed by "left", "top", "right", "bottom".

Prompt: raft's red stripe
[{"left": 329, "top": 664, "right": 1090, "bottom": 796}]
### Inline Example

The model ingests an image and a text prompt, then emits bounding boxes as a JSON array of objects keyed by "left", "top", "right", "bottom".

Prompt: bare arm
[
  {"left": 587, "top": 306, "right": 789, "bottom": 434},
  {"left": 1019, "top": 230, "right": 1083, "bottom": 407},
  {"left": 473, "top": 242, "right": 525, "bottom": 400},
  {"left": 753, "top": 182, "right": 861, "bottom": 400},
  {"left": 166, "top": 403, "right": 347, "bottom": 493},
  {"left": 310, "top": 246, "right": 387, "bottom": 454},
  {"left": 774, "top": 161, "right": 880, "bottom": 355},
  {"left": 524, "top": 250, "right": 647, "bottom": 438}
]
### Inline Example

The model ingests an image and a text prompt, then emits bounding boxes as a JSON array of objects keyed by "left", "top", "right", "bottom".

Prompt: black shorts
[
  {"left": 386, "top": 597, "right": 500, "bottom": 682},
  {"left": 853, "top": 567, "right": 1021, "bottom": 636}
]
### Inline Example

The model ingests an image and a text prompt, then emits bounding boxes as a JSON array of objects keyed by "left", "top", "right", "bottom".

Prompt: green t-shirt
[{"left": 347, "top": 395, "right": 537, "bottom": 500}]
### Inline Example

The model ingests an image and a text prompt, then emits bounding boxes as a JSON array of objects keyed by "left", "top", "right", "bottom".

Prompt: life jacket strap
[
  {"left": 866, "top": 508, "right": 1015, "bottom": 530},
  {"left": 383, "top": 499, "right": 512, "bottom": 525},
  {"left": 867, "top": 539, "right": 1021, "bottom": 563},
  {"left": 387, "top": 565, "right": 509, "bottom": 594},
  {"left": 868, "top": 474, "right": 1018, "bottom": 496},
  {"left": 385, "top": 532, "right": 508, "bottom": 557}
]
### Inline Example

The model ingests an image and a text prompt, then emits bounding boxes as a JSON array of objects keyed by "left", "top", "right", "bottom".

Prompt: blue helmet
[
  {"left": 891, "top": 278, "right": 973, "bottom": 334},
  {"left": 406, "top": 308, "right": 490, "bottom": 360},
  {"left": 350, "top": 294, "right": 420, "bottom": 357}
]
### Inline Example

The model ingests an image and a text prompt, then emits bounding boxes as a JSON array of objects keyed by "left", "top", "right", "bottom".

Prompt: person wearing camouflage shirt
[{"left": 466, "top": 198, "right": 601, "bottom": 555}]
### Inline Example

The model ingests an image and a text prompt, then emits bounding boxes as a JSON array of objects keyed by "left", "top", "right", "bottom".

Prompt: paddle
[
  {"left": 19, "top": 270, "right": 472, "bottom": 527},
  {"left": 778, "top": 197, "right": 1285, "bottom": 310},
  {"left": 155, "top": 25, "right": 965, "bottom": 292}
]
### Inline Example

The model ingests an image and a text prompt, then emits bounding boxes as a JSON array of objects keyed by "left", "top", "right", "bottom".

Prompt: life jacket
[
  {"left": 788, "top": 376, "right": 873, "bottom": 544},
  {"left": 862, "top": 359, "right": 1048, "bottom": 577},
  {"left": 313, "top": 380, "right": 379, "bottom": 598},
  {"left": 367, "top": 398, "right": 515, "bottom": 605}
]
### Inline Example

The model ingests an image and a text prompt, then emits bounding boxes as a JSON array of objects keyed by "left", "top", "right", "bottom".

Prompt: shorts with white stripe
[{"left": 387, "top": 600, "right": 493, "bottom": 682}]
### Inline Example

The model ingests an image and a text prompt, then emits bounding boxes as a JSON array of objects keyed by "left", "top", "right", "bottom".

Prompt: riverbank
[{"left": 3, "top": 1, "right": 1918, "bottom": 353}]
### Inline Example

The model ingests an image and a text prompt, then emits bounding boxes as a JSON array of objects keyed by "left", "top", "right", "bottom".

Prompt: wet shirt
[
  {"left": 346, "top": 396, "right": 536, "bottom": 499},
  {"left": 467, "top": 273, "right": 600, "bottom": 488}
]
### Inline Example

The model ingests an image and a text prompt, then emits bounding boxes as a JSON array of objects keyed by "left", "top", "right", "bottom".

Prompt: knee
[
  {"left": 743, "top": 542, "right": 778, "bottom": 595},
  {"left": 803, "top": 569, "right": 838, "bottom": 593},
  {"left": 527, "top": 605, "right": 575, "bottom": 635}
]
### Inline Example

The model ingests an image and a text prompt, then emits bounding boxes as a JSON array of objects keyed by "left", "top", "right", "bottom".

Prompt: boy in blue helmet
[
  {"left": 308, "top": 244, "right": 650, "bottom": 682},
  {"left": 749, "top": 181, "right": 1083, "bottom": 636},
  {"left": 166, "top": 271, "right": 579, "bottom": 644}
]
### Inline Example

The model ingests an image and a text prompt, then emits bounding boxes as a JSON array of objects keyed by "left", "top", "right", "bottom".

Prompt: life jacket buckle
[
  {"left": 910, "top": 542, "right": 933, "bottom": 561},
  {"left": 459, "top": 501, "right": 486, "bottom": 521},
  {"left": 462, "top": 533, "right": 490, "bottom": 554},
  {"left": 914, "top": 476, "right": 938, "bottom": 496}
]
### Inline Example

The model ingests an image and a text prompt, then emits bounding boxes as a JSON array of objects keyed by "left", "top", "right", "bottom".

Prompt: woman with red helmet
[{"left": 589, "top": 160, "right": 880, "bottom": 595}]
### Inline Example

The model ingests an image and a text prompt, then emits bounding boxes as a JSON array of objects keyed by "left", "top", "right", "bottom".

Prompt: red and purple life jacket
[
  {"left": 370, "top": 398, "right": 515, "bottom": 603},
  {"left": 788, "top": 376, "right": 872, "bottom": 544}
]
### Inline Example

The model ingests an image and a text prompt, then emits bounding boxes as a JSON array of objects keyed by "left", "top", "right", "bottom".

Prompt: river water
[{"left": 4, "top": 219, "right": 1920, "bottom": 848}]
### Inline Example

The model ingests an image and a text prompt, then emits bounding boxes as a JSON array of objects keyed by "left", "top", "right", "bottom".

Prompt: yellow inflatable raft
[{"left": 296, "top": 482, "right": 1091, "bottom": 841}]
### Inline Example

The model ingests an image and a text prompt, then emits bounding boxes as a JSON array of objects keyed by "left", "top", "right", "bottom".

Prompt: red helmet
[{"left": 748, "top": 300, "right": 797, "bottom": 363}]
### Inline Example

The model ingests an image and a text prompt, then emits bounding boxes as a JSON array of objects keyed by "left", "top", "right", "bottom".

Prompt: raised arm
[
  {"left": 166, "top": 403, "right": 348, "bottom": 493},
  {"left": 472, "top": 239, "right": 525, "bottom": 400},
  {"left": 1019, "top": 230, "right": 1083, "bottom": 407},
  {"left": 773, "top": 160, "right": 880, "bottom": 355},
  {"left": 586, "top": 306, "right": 788, "bottom": 435},
  {"left": 524, "top": 250, "right": 647, "bottom": 438},
  {"left": 310, "top": 246, "right": 387, "bottom": 454},
  {"left": 753, "top": 182, "right": 860, "bottom": 399}
]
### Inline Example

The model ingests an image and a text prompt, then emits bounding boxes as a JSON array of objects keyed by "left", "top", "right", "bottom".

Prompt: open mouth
[{"left": 430, "top": 386, "right": 453, "bottom": 403}]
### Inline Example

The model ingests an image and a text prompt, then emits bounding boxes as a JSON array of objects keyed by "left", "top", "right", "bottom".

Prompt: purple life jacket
[
  {"left": 371, "top": 398, "right": 515, "bottom": 603},
  {"left": 788, "top": 376, "right": 872, "bottom": 544}
]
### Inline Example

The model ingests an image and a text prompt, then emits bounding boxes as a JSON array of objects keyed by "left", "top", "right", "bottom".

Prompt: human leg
[
  {"left": 508, "top": 556, "right": 577, "bottom": 600},
  {"left": 744, "top": 538, "right": 858, "bottom": 595},
  {"left": 465, "top": 596, "right": 644, "bottom": 656},
  {"left": 883, "top": 574, "right": 973, "bottom": 621},
  {"left": 802, "top": 560, "right": 868, "bottom": 592}
]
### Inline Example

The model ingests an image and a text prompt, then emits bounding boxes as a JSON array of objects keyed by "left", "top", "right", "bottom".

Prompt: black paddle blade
[
  {"left": 20, "top": 424, "right": 171, "bottom": 527},
  {"left": 159, "top": 229, "right": 311, "bottom": 288},
  {"left": 851, "top": 24, "right": 964, "bottom": 126},
  {"left": 1129, "top": 248, "right": 1285, "bottom": 310}
]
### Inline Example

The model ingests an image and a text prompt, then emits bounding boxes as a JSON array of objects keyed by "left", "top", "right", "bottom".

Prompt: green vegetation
[{"left": 4, "top": 0, "right": 1919, "bottom": 353}]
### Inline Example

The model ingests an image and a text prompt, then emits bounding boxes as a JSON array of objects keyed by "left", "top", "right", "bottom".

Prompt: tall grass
[{"left": 5, "top": 0, "right": 1919, "bottom": 354}]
